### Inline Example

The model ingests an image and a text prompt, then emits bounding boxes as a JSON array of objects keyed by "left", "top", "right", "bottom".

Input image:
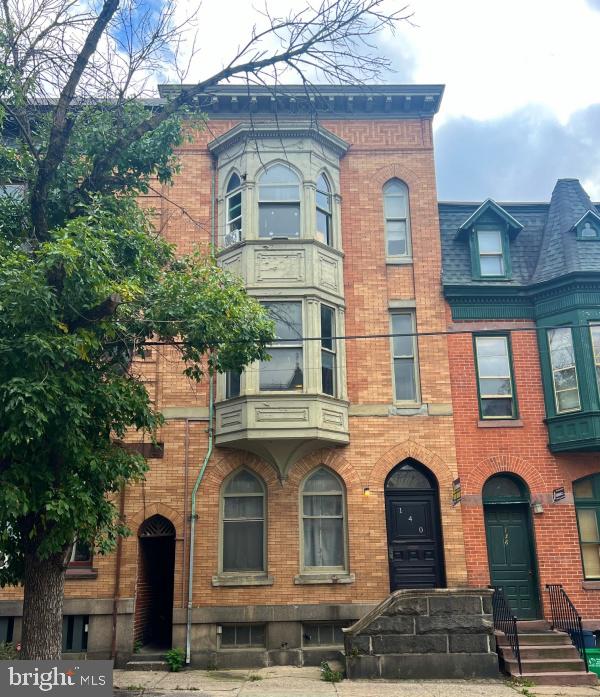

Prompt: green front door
[{"left": 484, "top": 503, "right": 540, "bottom": 619}]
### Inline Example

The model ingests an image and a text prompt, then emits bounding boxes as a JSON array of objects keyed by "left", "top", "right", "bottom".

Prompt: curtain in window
[{"left": 222, "top": 470, "right": 265, "bottom": 572}]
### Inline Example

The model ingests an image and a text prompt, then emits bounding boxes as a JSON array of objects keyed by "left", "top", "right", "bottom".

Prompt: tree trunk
[{"left": 20, "top": 551, "right": 66, "bottom": 659}]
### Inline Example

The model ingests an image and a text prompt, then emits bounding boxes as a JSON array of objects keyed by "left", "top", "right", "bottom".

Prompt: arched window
[
  {"left": 383, "top": 179, "right": 410, "bottom": 258},
  {"left": 224, "top": 172, "right": 242, "bottom": 247},
  {"left": 482, "top": 474, "right": 529, "bottom": 503},
  {"left": 301, "top": 468, "right": 346, "bottom": 571},
  {"left": 221, "top": 469, "right": 265, "bottom": 573},
  {"left": 385, "top": 460, "right": 433, "bottom": 490},
  {"left": 258, "top": 164, "right": 301, "bottom": 238},
  {"left": 574, "top": 474, "right": 600, "bottom": 580},
  {"left": 316, "top": 173, "right": 332, "bottom": 245}
]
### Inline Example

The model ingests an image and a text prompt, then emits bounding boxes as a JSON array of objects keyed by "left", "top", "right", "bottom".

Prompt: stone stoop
[
  {"left": 125, "top": 653, "right": 170, "bottom": 671},
  {"left": 344, "top": 588, "right": 499, "bottom": 680},
  {"left": 496, "top": 626, "right": 598, "bottom": 686}
]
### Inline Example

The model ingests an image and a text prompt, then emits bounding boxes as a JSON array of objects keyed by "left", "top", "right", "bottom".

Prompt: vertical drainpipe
[{"left": 185, "top": 156, "right": 218, "bottom": 665}]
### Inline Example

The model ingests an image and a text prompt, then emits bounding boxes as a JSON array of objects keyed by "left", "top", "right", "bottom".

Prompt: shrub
[{"left": 165, "top": 647, "right": 185, "bottom": 672}]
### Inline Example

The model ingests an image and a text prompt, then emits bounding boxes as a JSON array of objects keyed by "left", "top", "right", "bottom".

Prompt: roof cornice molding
[
  {"left": 207, "top": 121, "right": 350, "bottom": 158},
  {"left": 158, "top": 83, "right": 445, "bottom": 120}
]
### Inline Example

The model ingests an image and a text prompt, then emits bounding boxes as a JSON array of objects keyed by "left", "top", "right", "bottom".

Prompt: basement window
[
  {"left": 220, "top": 623, "right": 265, "bottom": 648},
  {"left": 62, "top": 615, "right": 89, "bottom": 652},
  {"left": 302, "top": 622, "right": 347, "bottom": 647}
]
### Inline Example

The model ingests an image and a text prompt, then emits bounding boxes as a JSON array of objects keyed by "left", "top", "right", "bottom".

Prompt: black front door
[
  {"left": 485, "top": 503, "right": 540, "bottom": 619},
  {"left": 385, "top": 490, "right": 444, "bottom": 590}
]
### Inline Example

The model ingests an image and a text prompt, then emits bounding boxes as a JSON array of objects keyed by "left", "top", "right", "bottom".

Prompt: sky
[{"left": 168, "top": 0, "right": 600, "bottom": 202}]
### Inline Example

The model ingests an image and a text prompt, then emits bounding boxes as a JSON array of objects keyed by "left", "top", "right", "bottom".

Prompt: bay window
[
  {"left": 320, "top": 304, "right": 336, "bottom": 396},
  {"left": 260, "top": 302, "right": 303, "bottom": 391},
  {"left": 547, "top": 327, "right": 581, "bottom": 413},
  {"left": 258, "top": 164, "right": 301, "bottom": 238}
]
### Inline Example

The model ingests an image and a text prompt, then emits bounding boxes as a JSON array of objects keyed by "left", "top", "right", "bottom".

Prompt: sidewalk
[{"left": 114, "top": 667, "right": 600, "bottom": 697}]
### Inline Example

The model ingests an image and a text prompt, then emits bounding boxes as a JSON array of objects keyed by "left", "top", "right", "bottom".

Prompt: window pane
[
  {"left": 322, "top": 350, "right": 335, "bottom": 396},
  {"left": 227, "top": 173, "right": 241, "bottom": 192},
  {"left": 476, "top": 336, "right": 508, "bottom": 358},
  {"left": 251, "top": 624, "right": 265, "bottom": 646},
  {"left": 71, "top": 542, "right": 91, "bottom": 563},
  {"left": 480, "top": 255, "right": 504, "bottom": 276},
  {"left": 228, "top": 192, "right": 241, "bottom": 219},
  {"left": 260, "top": 348, "right": 303, "bottom": 391},
  {"left": 554, "top": 367, "right": 577, "bottom": 390},
  {"left": 386, "top": 465, "right": 431, "bottom": 490},
  {"left": 223, "top": 521, "right": 263, "bottom": 571},
  {"left": 226, "top": 371, "right": 241, "bottom": 399},
  {"left": 224, "top": 495, "right": 263, "bottom": 519},
  {"left": 386, "top": 220, "right": 407, "bottom": 256},
  {"left": 303, "top": 494, "right": 343, "bottom": 517},
  {"left": 483, "top": 475, "right": 525, "bottom": 500},
  {"left": 581, "top": 544, "right": 600, "bottom": 578},
  {"left": 259, "top": 164, "right": 299, "bottom": 196},
  {"left": 225, "top": 470, "right": 263, "bottom": 495},
  {"left": 479, "top": 377, "right": 512, "bottom": 397},
  {"left": 384, "top": 192, "right": 407, "bottom": 219},
  {"left": 304, "top": 469, "right": 342, "bottom": 493},
  {"left": 574, "top": 478, "right": 595, "bottom": 499},
  {"left": 221, "top": 626, "right": 236, "bottom": 645},
  {"left": 303, "top": 518, "right": 344, "bottom": 567},
  {"left": 320, "top": 305, "right": 334, "bottom": 349},
  {"left": 394, "top": 359, "right": 416, "bottom": 401},
  {"left": 481, "top": 398, "right": 513, "bottom": 418},
  {"left": 259, "top": 203, "right": 300, "bottom": 237},
  {"left": 477, "top": 230, "right": 502, "bottom": 254},
  {"left": 316, "top": 175, "right": 331, "bottom": 211},
  {"left": 557, "top": 388, "right": 581, "bottom": 412},
  {"left": 578, "top": 508, "right": 600, "bottom": 542},
  {"left": 264, "top": 302, "right": 302, "bottom": 341},
  {"left": 478, "top": 356, "right": 510, "bottom": 377},
  {"left": 391, "top": 314, "right": 413, "bottom": 356},
  {"left": 235, "top": 624, "right": 250, "bottom": 645},
  {"left": 317, "top": 209, "right": 331, "bottom": 244}
]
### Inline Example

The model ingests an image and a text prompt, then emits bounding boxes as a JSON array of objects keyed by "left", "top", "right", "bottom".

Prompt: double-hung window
[
  {"left": 547, "top": 327, "right": 581, "bottom": 413},
  {"left": 301, "top": 468, "right": 346, "bottom": 572},
  {"left": 260, "top": 302, "right": 303, "bottom": 391},
  {"left": 225, "top": 371, "right": 241, "bottom": 399},
  {"left": 258, "top": 164, "right": 301, "bottom": 238},
  {"left": 391, "top": 312, "right": 419, "bottom": 402},
  {"left": 383, "top": 179, "right": 410, "bottom": 258},
  {"left": 590, "top": 324, "right": 600, "bottom": 396},
  {"left": 574, "top": 474, "right": 600, "bottom": 580},
  {"left": 221, "top": 470, "right": 265, "bottom": 573},
  {"left": 476, "top": 229, "right": 505, "bottom": 277},
  {"left": 224, "top": 173, "right": 242, "bottom": 247},
  {"left": 316, "top": 174, "right": 332, "bottom": 245},
  {"left": 474, "top": 336, "right": 516, "bottom": 419},
  {"left": 69, "top": 541, "right": 92, "bottom": 568},
  {"left": 320, "top": 305, "right": 336, "bottom": 396}
]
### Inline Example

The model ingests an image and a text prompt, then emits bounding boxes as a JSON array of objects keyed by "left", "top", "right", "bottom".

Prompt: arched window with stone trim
[
  {"left": 221, "top": 469, "right": 266, "bottom": 573},
  {"left": 300, "top": 467, "right": 347, "bottom": 572},
  {"left": 224, "top": 171, "right": 242, "bottom": 247},
  {"left": 383, "top": 178, "right": 411, "bottom": 259},
  {"left": 316, "top": 172, "right": 333, "bottom": 246}
]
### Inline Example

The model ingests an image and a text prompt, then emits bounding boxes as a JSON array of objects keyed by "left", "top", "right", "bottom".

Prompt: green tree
[{"left": 0, "top": 0, "right": 406, "bottom": 659}]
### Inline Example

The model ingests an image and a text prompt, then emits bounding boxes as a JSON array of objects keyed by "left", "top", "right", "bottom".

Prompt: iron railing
[
  {"left": 491, "top": 586, "right": 522, "bottom": 675},
  {"left": 546, "top": 584, "right": 589, "bottom": 672}
]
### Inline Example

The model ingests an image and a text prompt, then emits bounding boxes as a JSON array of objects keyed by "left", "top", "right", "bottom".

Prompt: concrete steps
[
  {"left": 125, "top": 652, "right": 170, "bottom": 671},
  {"left": 495, "top": 627, "right": 598, "bottom": 686}
]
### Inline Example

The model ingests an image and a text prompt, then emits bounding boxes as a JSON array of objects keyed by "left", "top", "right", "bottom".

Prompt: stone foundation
[{"left": 344, "top": 588, "right": 500, "bottom": 679}]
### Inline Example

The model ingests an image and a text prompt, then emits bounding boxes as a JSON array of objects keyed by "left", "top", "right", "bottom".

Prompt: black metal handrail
[
  {"left": 491, "top": 586, "right": 522, "bottom": 675},
  {"left": 546, "top": 584, "right": 589, "bottom": 672}
]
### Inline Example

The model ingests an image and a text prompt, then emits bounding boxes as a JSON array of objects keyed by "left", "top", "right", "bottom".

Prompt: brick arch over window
[
  {"left": 128, "top": 503, "right": 183, "bottom": 539},
  {"left": 367, "top": 440, "right": 454, "bottom": 490},
  {"left": 462, "top": 455, "right": 546, "bottom": 497},
  {"left": 372, "top": 163, "right": 421, "bottom": 191},
  {"left": 204, "top": 451, "right": 279, "bottom": 493},
  {"left": 287, "top": 448, "right": 361, "bottom": 491}
]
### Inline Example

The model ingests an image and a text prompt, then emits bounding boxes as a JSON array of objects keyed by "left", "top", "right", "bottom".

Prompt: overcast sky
[{"left": 173, "top": 0, "right": 600, "bottom": 202}]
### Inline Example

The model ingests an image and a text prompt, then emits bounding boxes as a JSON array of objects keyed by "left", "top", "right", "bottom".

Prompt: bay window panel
[
  {"left": 259, "top": 204, "right": 300, "bottom": 238},
  {"left": 591, "top": 325, "right": 600, "bottom": 392},
  {"left": 320, "top": 304, "right": 336, "bottom": 396},
  {"left": 260, "top": 348, "right": 303, "bottom": 391},
  {"left": 226, "top": 371, "right": 241, "bottom": 399},
  {"left": 321, "top": 352, "right": 335, "bottom": 396},
  {"left": 548, "top": 327, "right": 581, "bottom": 413}
]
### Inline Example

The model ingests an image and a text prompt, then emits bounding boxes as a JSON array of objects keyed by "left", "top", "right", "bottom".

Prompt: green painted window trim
[
  {"left": 469, "top": 224, "right": 512, "bottom": 281},
  {"left": 473, "top": 333, "right": 519, "bottom": 420},
  {"left": 574, "top": 473, "right": 600, "bottom": 580}
]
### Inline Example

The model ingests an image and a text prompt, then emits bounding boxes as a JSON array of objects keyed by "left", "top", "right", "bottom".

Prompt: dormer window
[
  {"left": 476, "top": 229, "right": 505, "bottom": 277},
  {"left": 258, "top": 164, "right": 301, "bottom": 239},
  {"left": 574, "top": 211, "right": 600, "bottom": 241},
  {"left": 225, "top": 173, "right": 242, "bottom": 247}
]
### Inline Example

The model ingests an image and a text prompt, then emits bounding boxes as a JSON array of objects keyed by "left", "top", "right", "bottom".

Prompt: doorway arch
[
  {"left": 385, "top": 459, "right": 445, "bottom": 590},
  {"left": 134, "top": 515, "right": 176, "bottom": 649},
  {"left": 483, "top": 474, "right": 540, "bottom": 619}
]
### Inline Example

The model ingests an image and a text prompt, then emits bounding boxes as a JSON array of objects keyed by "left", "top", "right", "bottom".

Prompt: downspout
[
  {"left": 185, "top": 157, "right": 218, "bottom": 665},
  {"left": 110, "top": 484, "right": 126, "bottom": 661}
]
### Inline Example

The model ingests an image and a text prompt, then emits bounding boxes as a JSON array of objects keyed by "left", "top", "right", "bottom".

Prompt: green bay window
[
  {"left": 590, "top": 324, "right": 600, "bottom": 396},
  {"left": 547, "top": 327, "right": 581, "bottom": 413},
  {"left": 474, "top": 335, "right": 516, "bottom": 419},
  {"left": 574, "top": 474, "right": 600, "bottom": 580}
]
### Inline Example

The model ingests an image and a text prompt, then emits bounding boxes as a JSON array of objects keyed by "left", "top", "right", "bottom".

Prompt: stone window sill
[
  {"left": 294, "top": 572, "right": 355, "bottom": 585},
  {"left": 582, "top": 580, "right": 600, "bottom": 590},
  {"left": 212, "top": 574, "right": 273, "bottom": 587},
  {"left": 65, "top": 567, "right": 97, "bottom": 580},
  {"left": 386, "top": 257, "right": 413, "bottom": 266},
  {"left": 478, "top": 419, "right": 523, "bottom": 428}
]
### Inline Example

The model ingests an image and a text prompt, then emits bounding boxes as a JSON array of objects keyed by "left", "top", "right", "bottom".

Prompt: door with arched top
[
  {"left": 484, "top": 474, "right": 540, "bottom": 619},
  {"left": 385, "top": 459, "right": 445, "bottom": 590}
]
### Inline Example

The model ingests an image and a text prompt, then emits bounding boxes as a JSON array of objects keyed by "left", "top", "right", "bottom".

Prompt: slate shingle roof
[{"left": 439, "top": 179, "right": 600, "bottom": 287}]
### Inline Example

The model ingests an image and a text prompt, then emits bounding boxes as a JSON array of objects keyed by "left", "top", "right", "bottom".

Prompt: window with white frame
[
  {"left": 316, "top": 173, "right": 332, "bottom": 245},
  {"left": 547, "top": 327, "right": 581, "bottom": 413},
  {"left": 301, "top": 468, "right": 346, "bottom": 572},
  {"left": 320, "top": 304, "right": 336, "bottom": 396},
  {"left": 474, "top": 335, "right": 516, "bottom": 418},
  {"left": 476, "top": 229, "right": 505, "bottom": 277},
  {"left": 224, "top": 172, "right": 242, "bottom": 247},
  {"left": 258, "top": 164, "right": 301, "bottom": 238},
  {"left": 391, "top": 312, "right": 419, "bottom": 402},
  {"left": 383, "top": 179, "right": 410, "bottom": 258},
  {"left": 221, "top": 469, "right": 265, "bottom": 573},
  {"left": 260, "top": 301, "right": 303, "bottom": 391}
]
